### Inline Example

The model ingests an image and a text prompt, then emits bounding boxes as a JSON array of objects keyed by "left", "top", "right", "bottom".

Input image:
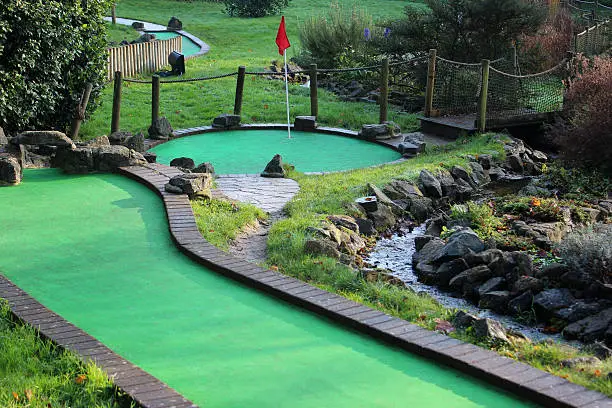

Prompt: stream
[{"left": 365, "top": 224, "right": 567, "bottom": 343}]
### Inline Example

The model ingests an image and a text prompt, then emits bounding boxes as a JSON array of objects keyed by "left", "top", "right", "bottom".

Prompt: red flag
[{"left": 275, "top": 16, "right": 290, "bottom": 56}]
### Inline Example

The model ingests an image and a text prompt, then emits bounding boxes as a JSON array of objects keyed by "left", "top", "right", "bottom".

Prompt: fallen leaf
[
  {"left": 75, "top": 374, "right": 87, "bottom": 384},
  {"left": 12, "top": 392, "right": 19, "bottom": 401},
  {"left": 434, "top": 318, "right": 455, "bottom": 334},
  {"left": 25, "top": 389, "right": 33, "bottom": 401},
  {"left": 208, "top": 229, "right": 215, "bottom": 233},
  {"left": 560, "top": 373, "right": 569, "bottom": 379},
  {"left": 270, "top": 265, "right": 279, "bottom": 271},
  {"left": 594, "top": 369, "right": 602, "bottom": 377}
]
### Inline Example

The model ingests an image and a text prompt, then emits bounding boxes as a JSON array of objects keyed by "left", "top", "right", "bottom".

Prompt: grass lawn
[
  {"left": 81, "top": 0, "right": 422, "bottom": 138},
  {"left": 106, "top": 21, "right": 140, "bottom": 44}
]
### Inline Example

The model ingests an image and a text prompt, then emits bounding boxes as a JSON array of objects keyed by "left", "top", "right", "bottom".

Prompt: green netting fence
[{"left": 572, "top": 19, "right": 611, "bottom": 55}]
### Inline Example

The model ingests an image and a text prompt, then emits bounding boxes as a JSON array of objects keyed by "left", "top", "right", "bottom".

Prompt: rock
[
  {"left": 488, "top": 166, "right": 506, "bottom": 181},
  {"left": 473, "top": 318, "right": 509, "bottom": 343},
  {"left": 193, "top": 162, "right": 215, "bottom": 174},
  {"left": 420, "top": 258, "right": 469, "bottom": 286},
  {"left": 414, "top": 235, "right": 434, "bottom": 251},
  {"left": 131, "top": 21, "right": 145, "bottom": 29},
  {"left": 522, "top": 155, "right": 539, "bottom": 175},
  {"left": 367, "top": 183, "right": 404, "bottom": 216},
  {"left": 96, "top": 146, "right": 147, "bottom": 172},
  {"left": 404, "top": 195, "right": 433, "bottom": 222},
  {"left": 506, "top": 154, "right": 524, "bottom": 173},
  {"left": 389, "top": 180, "right": 423, "bottom": 197},
  {"left": 167, "top": 173, "right": 212, "bottom": 198},
  {"left": 450, "top": 165, "right": 471, "bottom": 184},
  {"left": 436, "top": 169, "right": 457, "bottom": 199},
  {"left": 453, "top": 310, "right": 479, "bottom": 329},
  {"left": 434, "top": 228, "right": 484, "bottom": 263},
  {"left": 327, "top": 215, "right": 359, "bottom": 233},
  {"left": 398, "top": 142, "right": 420, "bottom": 155},
  {"left": 511, "top": 276, "right": 543, "bottom": 294},
  {"left": 468, "top": 161, "right": 490, "bottom": 186},
  {"left": 479, "top": 291, "right": 511, "bottom": 312},
  {"left": 143, "top": 152, "right": 157, "bottom": 163},
  {"left": 534, "top": 289, "right": 575, "bottom": 319},
  {"left": 563, "top": 308, "right": 612, "bottom": 343},
  {"left": 132, "top": 33, "right": 156, "bottom": 43},
  {"left": 508, "top": 291, "right": 534, "bottom": 315},
  {"left": 477, "top": 154, "right": 492, "bottom": 170},
  {"left": 170, "top": 157, "right": 195, "bottom": 170},
  {"left": 381, "top": 184, "right": 404, "bottom": 200},
  {"left": 478, "top": 277, "right": 506, "bottom": 297},
  {"left": 560, "top": 357, "right": 601, "bottom": 368},
  {"left": 57, "top": 147, "right": 94, "bottom": 173},
  {"left": 530, "top": 149, "right": 548, "bottom": 162},
  {"left": 85, "top": 135, "right": 111, "bottom": 147},
  {"left": 164, "top": 183, "right": 183, "bottom": 194},
  {"left": 589, "top": 342, "right": 612, "bottom": 360},
  {"left": 449, "top": 265, "right": 492, "bottom": 291},
  {"left": 15, "top": 131, "right": 75, "bottom": 148},
  {"left": 354, "top": 218, "right": 375, "bottom": 236},
  {"left": 0, "top": 156, "right": 22, "bottom": 185},
  {"left": 359, "top": 124, "right": 393, "bottom": 140},
  {"left": 355, "top": 196, "right": 377, "bottom": 213},
  {"left": 304, "top": 239, "right": 340, "bottom": 259},
  {"left": 419, "top": 170, "right": 442, "bottom": 198},
  {"left": 503, "top": 251, "right": 533, "bottom": 282},
  {"left": 536, "top": 263, "right": 569, "bottom": 280},
  {"left": 412, "top": 238, "right": 445, "bottom": 266},
  {"left": 464, "top": 249, "right": 504, "bottom": 267},
  {"left": 294, "top": 116, "right": 317, "bottom": 131},
  {"left": 148, "top": 117, "right": 173, "bottom": 139},
  {"left": 557, "top": 302, "right": 608, "bottom": 323},
  {"left": 360, "top": 268, "right": 405, "bottom": 286},
  {"left": 124, "top": 133, "right": 145, "bottom": 153},
  {"left": 212, "top": 114, "right": 241, "bottom": 129},
  {"left": 108, "top": 131, "right": 131, "bottom": 145},
  {"left": 560, "top": 269, "right": 595, "bottom": 290},
  {"left": 454, "top": 178, "right": 474, "bottom": 201},
  {"left": 167, "top": 16, "right": 183, "bottom": 30},
  {"left": 0, "top": 127, "right": 8, "bottom": 146},
  {"left": 261, "top": 154, "right": 286, "bottom": 178},
  {"left": 367, "top": 204, "right": 396, "bottom": 231}
]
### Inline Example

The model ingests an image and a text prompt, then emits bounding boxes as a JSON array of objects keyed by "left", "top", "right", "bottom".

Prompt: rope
[
  {"left": 123, "top": 72, "right": 238, "bottom": 84},
  {"left": 435, "top": 56, "right": 505, "bottom": 66},
  {"left": 489, "top": 59, "right": 567, "bottom": 78},
  {"left": 92, "top": 79, "right": 113, "bottom": 92}
]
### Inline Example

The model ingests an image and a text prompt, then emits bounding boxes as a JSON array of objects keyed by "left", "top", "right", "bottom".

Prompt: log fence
[{"left": 107, "top": 36, "right": 182, "bottom": 80}]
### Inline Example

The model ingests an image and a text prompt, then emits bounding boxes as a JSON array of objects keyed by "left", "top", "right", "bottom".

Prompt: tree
[
  {"left": 0, "top": 0, "right": 113, "bottom": 134},
  {"left": 224, "top": 0, "right": 290, "bottom": 18}
]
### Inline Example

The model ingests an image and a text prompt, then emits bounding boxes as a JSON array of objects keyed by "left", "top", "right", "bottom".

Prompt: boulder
[
  {"left": 468, "top": 161, "right": 490, "bottom": 186},
  {"left": 124, "top": 133, "right": 145, "bottom": 153},
  {"left": 506, "top": 154, "right": 524, "bottom": 173},
  {"left": 170, "top": 157, "right": 195, "bottom": 170},
  {"left": 414, "top": 235, "right": 435, "bottom": 251},
  {"left": 15, "top": 131, "right": 75, "bottom": 148},
  {"left": 473, "top": 318, "right": 509, "bottom": 343},
  {"left": 0, "top": 156, "right": 22, "bottom": 185},
  {"left": 398, "top": 142, "right": 420, "bottom": 155},
  {"left": 564, "top": 308, "right": 612, "bottom": 343},
  {"left": 436, "top": 169, "right": 457, "bottom": 199},
  {"left": 556, "top": 302, "right": 608, "bottom": 323},
  {"left": 304, "top": 239, "right": 340, "bottom": 259},
  {"left": 97, "top": 146, "right": 147, "bottom": 172},
  {"left": 354, "top": 218, "right": 375, "bottom": 236},
  {"left": 261, "top": 154, "right": 286, "bottom": 178},
  {"left": 327, "top": 215, "right": 359, "bottom": 233},
  {"left": 381, "top": 184, "right": 404, "bottom": 200},
  {"left": 143, "top": 152, "right": 157, "bottom": 163},
  {"left": 450, "top": 165, "right": 471, "bottom": 184},
  {"left": 478, "top": 277, "right": 506, "bottom": 297},
  {"left": 167, "top": 16, "right": 183, "bottom": 30},
  {"left": 488, "top": 166, "right": 506, "bottom": 181},
  {"left": 417, "top": 258, "right": 468, "bottom": 286},
  {"left": 404, "top": 195, "right": 433, "bottom": 222},
  {"left": 367, "top": 204, "right": 396, "bottom": 231},
  {"left": 464, "top": 249, "right": 504, "bottom": 267},
  {"left": 419, "top": 170, "right": 442, "bottom": 198},
  {"left": 164, "top": 183, "right": 183, "bottom": 194},
  {"left": 533, "top": 288, "right": 575, "bottom": 319},
  {"left": 479, "top": 290, "right": 511, "bottom": 312},
  {"left": 454, "top": 178, "right": 474, "bottom": 201},
  {"left": 85, "top": 135, "right": 111, "bottom": 147},
  {"left": 589, "top": 342, "right": 612, "bottom": 360},
  {"left": 166, "top": 173, "right": 212, "bottom": 198},
  {"left": 560, "top": 356, "right": 601, "bottom": 368},
  {"left": 412, "top": 238, "right": 445, "bottom": 266},
  {"left": 359, "top": 124, "right": 393, "bottom": 141},
  {"left": 367, "top": 183, "right": 403, "bottom": 216},
  {"left": 453, "top": 311, "right": 479, "bottom": 329},
  {"left": 477, "top": 154, "right": 492, "bottom": 170},
  {"left": 560, "top": 269, "right": 594, "bottom": 290},
  {"left": 212, "top": 113, "right": 241, "bottom": 129},
  {"left": 108, "top": 131, "right": 131, "bottom": 145},
  {"left": 536, "top": 262, "right": 569, "bottom": 280},
  {"left": 508, "top": 291, "right": 534, "bottom": 315},
  {"left": 131, "top": 21, "right": 145, "bottom": 30},
  {"left": 530, "top": 149, "right": 548, "bottom": 162},
  {"left": 511, "top": 276, "right": 543, "bottom": 295},
  {"left": 434, "top": 228, "right": 484, "bottom": 263},
  {"left": 294, "top": 116, "right": 316, "bottom": 131},
  {"left": 389, "top": 180, "right": 423, "bottom": 198},
  {"left": 148, "top": 117, "right": 173, "bottom": 139},
  {"left": 58, "top": 147, "right": 94, "bottom": 174},
  {"left": 193, "top": 162, "right": 215, "bottom": 174},
  {"left": 0, "top": 126, "right": 8, "bottom": 146},
  {"left": 449, "top": 265, "right": 492, "bottom": 291}
]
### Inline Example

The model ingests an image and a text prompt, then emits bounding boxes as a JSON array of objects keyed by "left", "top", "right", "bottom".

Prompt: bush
[
  {"left": 224, "top": 0, "right": 290, "bottom": 17},
  {"left": 555, "top": 56, "right": 612, "bottom": 174},
  {"left": 0, "top": 0, "right": 112, "bottom": 134},
  {"left": 557, "top": 224, "right": 612, "bottom": 283},
  {"left": 296, "top": 2, "right": 374, "bottom": 69}
]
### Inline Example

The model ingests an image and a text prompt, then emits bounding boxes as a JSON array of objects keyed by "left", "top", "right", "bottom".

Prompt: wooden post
[
  {"left": 70, "top": 83, "right": 93, "bottom": 140},
  {"left": 309, "top": 63, "right": 318, "bottom": 118},
  {"left": 477, "top": 59, "right": 490, "bottom": 133},
  {"left": 111, "top": 4, "right": 116, "bottom": 24},
  {"left": 424, "top": 49, "right": 437, "bottom": 117},
  {"left": 233, "top": 66, "right": 246, "bottom": 116},
  {"left": 111, "top": 71, "right": 122, "bottom": 134},
  {"left": 152, "top": 75, "right": 160, "bottom": 126},
  {"left": 379, "top": 58, "right": 389, "bottom": 123}
]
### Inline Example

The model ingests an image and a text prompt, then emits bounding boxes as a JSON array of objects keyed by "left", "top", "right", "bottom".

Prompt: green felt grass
[
  {"left": 150, "top": 31, "right": 202, "bottom": 57},
  {"left": 0, "top": 169, "right": 538, "bottom": 407},
  {"left": 149, "top": 130, "right": 403, "bottom": 174}
]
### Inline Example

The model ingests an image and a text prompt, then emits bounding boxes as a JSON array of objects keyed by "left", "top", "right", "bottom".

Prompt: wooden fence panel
[{"left": 107, "top": 36, "right": 183, "bottom": 80}]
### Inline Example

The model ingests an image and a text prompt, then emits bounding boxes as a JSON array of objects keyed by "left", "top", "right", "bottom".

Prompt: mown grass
[
  {"left": 191, "top": 197, "right": 267, "bottom": 250},
  {"left": 0, "top": 301, "right": 129, "bottom": 408},
  {"left": 81, "top": 0, "right": 421, "bottom": 139},
  {"left": 105, "top": 22, "right": 140, "bottom": 44}
]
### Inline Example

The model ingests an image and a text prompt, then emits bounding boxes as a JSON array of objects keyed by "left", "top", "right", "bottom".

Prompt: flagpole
[{"left": 283, "top": 51, "right": 291, "bottom": 139}]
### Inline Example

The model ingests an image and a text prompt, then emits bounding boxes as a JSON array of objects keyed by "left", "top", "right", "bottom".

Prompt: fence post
[
  {"left": 152, "top": 75, "right": 160, "bottom": 126},
  {"left": 424, "top": 49, "right": 437, "bottom": 117},
  {"left": 111, "top": 4, "right": 116, "bottom": 24},
  {"left": 70, "top": 83, "right": 93, "bottom": 140},
  {"left": 477, "top": 59, "right": 490, "bottom": 133},
  {"left": 379, "top": 58, "right": 389, "bottom": 123},
  {"left": 111, "top": 71, "right": 122, "bottom": 134},
  {"left": 309, "top": 64, "right": 318, "bottom": 118},
  {"left": 234, "top": 66, "right": 246, "bottom": 116}
]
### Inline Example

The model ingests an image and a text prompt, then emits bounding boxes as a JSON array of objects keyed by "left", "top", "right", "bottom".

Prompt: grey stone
[
  {"left": 464, "top": 249, "right": 504, "bottom": 267},
  {"left": 522, "top": 155, "right": 539, "bottom": 175},
  {"left": 534, "top": 288, "right": 575, "bottom": 319},
  {"left": 96, "top": 146, "right": 147, "bottom": 172},
  {"left": 536, "top": 262, "right": 569, "bottom": 280},
  {"left": 420, "top": 258, "right": 469, "bottom": 286},
  {"left": 170, "top": 157, "right": 195, "bottom": 170},
  {"left": 85, "top": 135, "right": 111, "bottom": 147},
  {"left": 436, "top": 169, "right": 457, "bottom": 199},
  {"left": 0, "top": 156, "right": 21, "bottom": 185},
  {"left": 124, "top": 133, "right": 145, "bottom": 153},
  {"left": 560, "top": 269, "right": 595, "bottom": 289},
  {"left": 359, "top": 124, "right": 394, "bottom": 140},
  {"left": 108, "top": 131, "right": 131, "bottom": 145},
  {"left": 193, "top": 162, "right": 215, "bottom": 174},
  {"left": 488, "top": 166, "right": 506, "bottom": 181},
  {"left": 449, "top": 265, "right": 492, "bottom": 290},
  {"left": 454, "top": 310, "right": 478, "bottom": 329},
  {"left": 367, "top": 204, "right": 396, "bottom": 231},
  {"left": 131, "top": 21, "right": 145, "bottom": 29},
  {"left": 389, "top": 180, "right": 422, "bottom": 198},
  {"left": 507, "top": 154, "right": 524, "bottom": 173},
  {"left": 477, "top": 154, "right": 492, "bottom": 170},
  {"left": 479, "top": 290, "right": 511, "bottom": 312},
  {"left": 304, "top": 239, "right": 340, "bottom": 259},
  {"left": 473, "top": 318, "right": 509, "bottom": 343},
  {"left": 478, "top": 277, "right": 506, "bottom": 297},
  {"left": 557, "top": 302, "right": 607, "bottom": 323},
  {"left": 294, "top": 116, "right": 317, "bottom": 131},
  {"left": 412, "top": 238, "right": 445, "bottom": 266},
  {"left": 414, "top": 235, "right": 435, "bottom": 252},
  {"left": 167, "top": 16, "right": 183, "bottom": 30},
  {"left": 468, "top": 161, "right": 490, "bottom": 186},
  {"left": 368, "top": 183, "right": 404, "bottom": 216},
  {"left": 530, "top": 149, "right": 548, "bottom": 162},
  {"left": 15, "top": 131, "right": 75, "bottom": 148},
  {"left": 508, "top": 291, "right": 534, "bottom": 315},
  {"left": 0, "top": 126, "right": 7, "bottom": 146},
  {"left": 511, "top": 276, "right": 543, "bottom": 294},
  {"left": 327, "top": 215, "right": 359, "bottom": 233},
  {"left": 57, "top": 147, "right": 94, "bottom": 174},
  {"left": 212, "top": 114, "right": 240, "bottom": 129},
  {"left": 382, "top": 184, "right": 404, "bottom": 200},
  {"left": 148, "top": 117, "right": 173, "bottom": 139},
  {"left": 560, "top": 356, "right": 601, "bottom": 368},
  {"left": 261, "top": 154, "right": 286, "bottom": 178},
  {"left": 404, "top": 195, "right": 433, "bottom": 222},
  {"left": 589, "top": 342, "right": 612, "bottom": 360},
  {"left": 398, "top": 142, "right": 419, "bottom": 155},
  {"left": 354, "top": 218, "right": 375, "bottom": 236},
  {"left": 434, "top": 228, "right": 484, "bottom": 263},
  {"left": 419, "top": 170, "right": 442, "bottom": 198},
  {"left": 454, "top": 178, "right": 474, "bottom": 201},
  {"left": 143, "top": 152, "right": 157, "bottom": 163},
  {"left": 563, "top": 308, "right": 612, "bottom": 343},
  {"left": 168, "top": 173, "right": 212, "bottom": 198},
  {"left": 450, "top": 165, "right": 471, "bottom": 183},
  {"left": 164, "top": 183, "right": 183, "bottom": 194}
]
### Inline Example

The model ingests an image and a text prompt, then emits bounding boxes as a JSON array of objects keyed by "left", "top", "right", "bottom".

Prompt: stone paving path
[{"left": 214, "top": 175, "right": 300, "bottom": 264}]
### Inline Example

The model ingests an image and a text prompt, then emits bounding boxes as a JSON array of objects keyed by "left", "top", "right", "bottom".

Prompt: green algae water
[
  {"left": 149, "top": 31, "right": 201, "bottom": 57},
  {"left": 0, "top": 169, "right": 538, "bottom": 407},
  {"left": 149, "top": 130, "right": 402, "bottom": 174}
]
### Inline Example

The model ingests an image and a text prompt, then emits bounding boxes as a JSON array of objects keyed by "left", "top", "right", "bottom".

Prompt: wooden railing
[{"left": 107, "top": 36, "right": 182, "bottom": 80}]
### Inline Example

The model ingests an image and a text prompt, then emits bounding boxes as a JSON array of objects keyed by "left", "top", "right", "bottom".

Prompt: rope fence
[{"left": 572, "top": 19, "right": 611, "bottom": 55}]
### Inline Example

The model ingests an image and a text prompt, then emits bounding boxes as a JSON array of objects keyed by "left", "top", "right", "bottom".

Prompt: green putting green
[
  {"left": 0, "top": 169, "right": 538, "bottom": 407},
  {"left": 149, "top": 130, "right": 402, "bottom": 174},
  {"left": 149, "top": 31, "right": 201, "bottom": 57}
]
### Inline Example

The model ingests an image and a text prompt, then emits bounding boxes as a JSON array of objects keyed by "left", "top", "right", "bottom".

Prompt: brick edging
[
  {"left": 118, "top": 163, "right": 611, "bottom": 408},
  {"left": 0, "top": 276, "right": 197, "bottom": 408}
]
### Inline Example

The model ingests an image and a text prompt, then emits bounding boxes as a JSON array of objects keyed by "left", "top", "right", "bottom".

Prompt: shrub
[
  {"left": 555, "top": 56, "right": 612, "bottom": 174},
  {"left": 0, "top": 0, "right": 112, "bottom": 134},
  {"left": 224, "top": 0, "right": 290, "bottom": 17},
  {"left": 556, "top": 224, "right": 612, "bottom": 283}
]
